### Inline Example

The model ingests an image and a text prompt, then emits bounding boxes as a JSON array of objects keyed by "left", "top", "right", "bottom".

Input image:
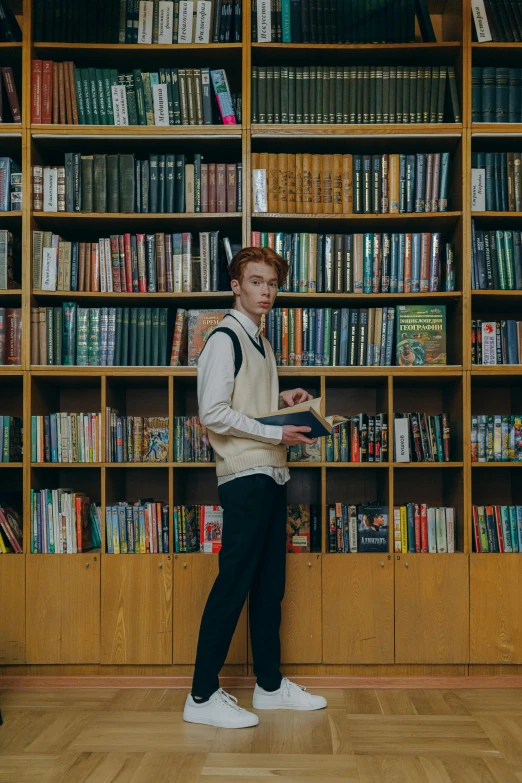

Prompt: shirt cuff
[{"left": 265, "top": 424, "right": 284, "bottom": 444}]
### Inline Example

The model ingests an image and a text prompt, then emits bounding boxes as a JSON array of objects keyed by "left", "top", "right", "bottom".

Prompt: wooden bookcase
[{"left": 0, "top": 0, "right": 520, "bottom": 678}]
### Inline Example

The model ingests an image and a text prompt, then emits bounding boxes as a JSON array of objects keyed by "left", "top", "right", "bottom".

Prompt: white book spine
[
  {"left": 152, "top": 83, "right": 169, "bottom": 125},
  {"left": 471, "top": 0, "right": 492, "bottom": 42},
  {"left": 43, "top": 167, "right": 58, "bottom": 212},
  {"left": 445, "top": 507, "right": 455, "bottom": 553},
  {"left": 257, "top": 0, "right": 271, "bottom": 41},
  {"left": 138, "top": 0, "right": 154, "bottom": 43},
  {"left": 427, "top": 507, "right": 437, "bottom": 553},
  {"left": 471, "top": 168, "right": 486, "bottom": 211},
  {"left": 178, "top": 1, "right": 194, "bottom": 42},
  {"left": 41, "top": 247, "right": 57, "bottom": 290},
  {"left": 252, "top": 169, "right": 268, "bottom": 212},
  {"left": 195, "top": 0, "right": 211, "bottom": 42},
  {"left": 199, "top": 231, "right": 210, "bottom": 291},
  {"left": 105, "top": 238, "right": 113, "bottom": 292},
  {"left": 481, "top": 322, "right": 497, "bottom": 364},
  {"left": 99, "top": 240, "right": 107, "bottom": 292},
  {"left": 393, "top": 506, "right": 402, "bottom": 553},
  {"left": 435, "top": 507, "right": 447, "bottom": 553},
  {"left": 348, "top": 505, "right": 358, "bottom": 552},
  {"left": 174, "top": 247, "right": 183, "bottom": 292},
  {"left": 158, "top": 1, "right": 174, "bottom": 42},
  {"left": 182, "top": 248, "right": 192, "bottom": 291},
  {"left": 112, "top": 85, "right": 129, "bottom": 126},
  {"left": 394, "top": 417, "right": 410, "bottom": 462}
]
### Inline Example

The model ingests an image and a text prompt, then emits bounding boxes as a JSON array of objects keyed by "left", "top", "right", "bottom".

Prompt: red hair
[{"left": 228, "top": 246, "right": 289, "bottom": 288}]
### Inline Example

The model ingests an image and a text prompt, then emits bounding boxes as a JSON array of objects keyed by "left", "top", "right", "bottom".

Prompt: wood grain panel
[
  {"left": 470, "top": 555, "right": 522, "bottom": 664},
  {"left": 60, "top": 555, "right": 100, "bottom": 664},
  {"left": 101, "top": 555, "right": 172, "bottom": 665},
  {"left": 322, "top": 554, "right": 394, "bottom": 664},
  {"left": 395, "top": 554, "right": 469, "bottom": 664},
  {"left": 280, "top": 554, "right": 322, "bottom": 663},
  {"left": 0, "top": 555, "right": 25, "bottom": 664},
  {"left": 25, "top": 555, "right": 62, "bottom": 663},
  {"left": 172, "top": 554, "right": 247, "bottom": 664}
]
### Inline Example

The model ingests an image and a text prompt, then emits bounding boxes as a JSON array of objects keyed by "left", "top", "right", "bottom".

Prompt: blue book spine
[
  {"left": 509, "top": 506, "right": 519, "bottom": 552},
  {"left": 275, "top": 308, "right": 282, "bottom": 364},
  {"left": 308, "top": 308, "right": 316, "bottom": 364},
  {"left": 70, "top": 242, "right": 79, "bottom": 291},
  {"left": 339, "top": 307, "right": 349, "bottom": 366},
  {"left": 315, "top": 308, "right": 324, "bottom": 366},
  {"left": 507, "top": 320, "right": 518, "bottom": 364},
  {"left": 302, "top": 308, "right": 309, "bottom": 365},
  {"left": 517, "top": 506, "right": 522, "bottom": 551},
  {"left": 105, "top": 506, "right": 114, "bottom": 554},
  {"left": 429, "top": 232, "right": 441, "bottom": 292},
  {"left": 111, "top": 507, "right": 120, "bottom": 552},
  {"left": 496, "top": 67, "right": 509, "bottom": 122},
  {"left": 398, "top": 234, "right": 405, "bottom": 293},
  {"left": 390, "top": 233, "right": 399, "bottom": 292},
  {"left": 282, "top": 0, "right": 292, "bottom": 41},
  {"left": 385, "top": 307, "right": 395, "bottom": 366},
  {"left": 407, "top": 503, "right": 415, "bottom": 552},
  {"left": 411, "top": 233, "right": 421, "bottom": 292},
  {"left": 399, "top": 154, "right": 407, "bottom": 213},
  {"left": 125, "top": 505, "right": 134, "bottom": 553},
  {"left": 50, "top": 414, "right": 58, "bottom": 462},
  {"left": 501, "top": 505, "right": 512, "bottom": 551},
  {"left": 363, "top": 233, "right": 373, "bottom": 293},
  {"left": 323, "top": 307, "right": 332, "bottom": 365},
  {"left": 482, "top": 67, "right": 496, "bottom": 122},
  {"left": 291, "top": 233, "right": 300, "bottom": 292},
  {"left": 116, "top": 417, "right": 124, "bottom": 461},
  {"left": 35, "top": 491, "right": 41, "bottom": 553}
]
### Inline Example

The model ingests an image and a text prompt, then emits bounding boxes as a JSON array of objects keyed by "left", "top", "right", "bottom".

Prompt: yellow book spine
[{"left": 400, "top": 505, "right": 408, "bottom": 554}]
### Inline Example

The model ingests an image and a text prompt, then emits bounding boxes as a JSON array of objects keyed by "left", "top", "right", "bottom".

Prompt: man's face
[{"left": 231, "top": 261, "right": 279, "bottom": 317}]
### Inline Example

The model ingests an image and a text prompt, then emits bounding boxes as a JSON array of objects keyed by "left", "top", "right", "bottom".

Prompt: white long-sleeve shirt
[{"left": 197, "top": 309, "right": 290, "bottom": 486}]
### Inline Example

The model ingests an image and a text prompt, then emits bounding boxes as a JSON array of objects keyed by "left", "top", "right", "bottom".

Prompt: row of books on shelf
[
  {"left": 472, "top": 227, "right": 522, "bottom": 291},
  {"left": 33, "top": 0, "right": 242, "bottom": 44},
  {"left": 325, "top": 413, "right": 388, "bottom": 463},
  {"left": 107, "top": 413, "right": 169, "bottom": 462},
  {"left": 33, "top": 232, "right": 237, "bottom": 294},
  {"left": 471, "top": 414, "right": 522, "bottom": 462},
  {"left": 472, "top": 1, "right": 522, "bottom": 43},
  {"left": 472, "top": 320, "right": 522, "bottom": 365},
  {"left": 393, "top": 412, "right": 451, "bottom": 463},
  {"left": 35, "top": 155, "right": 242, "bottom": 214},
  {"left": 256, "top": 231, "right": 454, "bottom": 294},
  {"left": 0, "top": 67, "right": 21, "bottom": 124},
  {"left": 0, "top": 416, "right": 22, "bottom": 462},
  {"left": 0, "top": 307, "right": 21, "bottom": 365},
  {"left": 31, "top": 305, "right": 170, "bottom": 366},
  {"left": 471, "top": 152, "right": 522, "bottom": 213},
  {"left": 31, "top": 413, "right": 102, "bottom": 463},
  {"left": 174, "top": 415, "right": 214, "bottom": 462},
  {"left": 0, "top": 159, "right": 22, "bottom": 212},
  {"left": 251, "top": 152, "right": 452, "bottom": 215},
  {"left": 106, "top": 501, "right": 170, "bottom": 554},
  {"left": 0, "top": 505, "right": 22, "bottom": 554},
  {"left": 252, "top": 65, "right": 459, "bottom": 125},
  {"left": 30, "top": 490, "right": 102, "bottom": 554},
  {"left": 393, "top": 504, "right": 455, "bottom": 554},
  {"left": 0, "top": 230, "right": 20, "bottom": 289},
  {"left": 252, "top": 0, "right": 434, "bottom": 43},
  {"left": 472, "top": 504, "right": 522, "bottom": 553},
  {"left": 472, "top": 67, "right": 522, "bottom": 123},
  {"left": 31, "top": 61, "right": 239, "bottom": 126}
]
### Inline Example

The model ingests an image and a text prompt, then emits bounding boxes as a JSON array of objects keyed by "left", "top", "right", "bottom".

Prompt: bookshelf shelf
[
  {"left": 251, "top": 125, "right": 463, "bottom": 137},
  {"left": 472, "top": 463, "right": 522, "bottom": 467},
  {"left": 251, "top": 42, "right": 462, "bottom": 52},
  {"left": 31, "top": 290, "right": 462, "bottom": 302},
  {"left": 471, "top": 367, "right": 522, "bottom": 375},
  {"left": 0, "top": 127, "right": 22, "bottom": 136},
  {"left": 30, "top": 126, "right": 243, "bottom": 138},
  {"left": 0, "top": 462, "right": 23, "bottom": 468},
  {"left": 32, "top": 212, "right": 243, "bottom": 226},
  {"left": 251, "top": 212, "right": 462, "bottom": 220},
  {"left": 472, "top": 125, "right": 522, "bottom": 136},
  {"left": 0, "top": 42, "right": 22, "bottom": 48},
  {"left": 391, "top": 462, "right": 464, "bottom": 468},
  {"left": 32, "top": 43, "right": 243, "bottom": 52}
]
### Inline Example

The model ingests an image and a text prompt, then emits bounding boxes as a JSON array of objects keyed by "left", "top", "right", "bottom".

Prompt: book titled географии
[{"left": 255, "top": 396, "right": 347, "bottom": 438}]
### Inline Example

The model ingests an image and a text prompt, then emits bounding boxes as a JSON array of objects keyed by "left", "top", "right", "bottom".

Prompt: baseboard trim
[{"left": 2, "top": 675, "right": 522, "bottom": 689}]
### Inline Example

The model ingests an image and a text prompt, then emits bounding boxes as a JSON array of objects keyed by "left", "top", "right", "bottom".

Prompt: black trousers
[{"left": 192, "top": 473, "right": 287, "bottom": 698}]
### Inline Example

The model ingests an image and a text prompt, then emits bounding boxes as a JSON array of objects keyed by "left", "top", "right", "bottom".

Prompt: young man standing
[{"left": 183, "top": 246, "right": 328, "bottom": 729}]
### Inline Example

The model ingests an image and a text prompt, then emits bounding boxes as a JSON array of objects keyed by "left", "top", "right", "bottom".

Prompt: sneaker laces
[
  {"left": 282, "top": 678, "right": 307, "bottom": 699},
  {"left": 216, "top": 688, "right": 243, "bottom": 712}
]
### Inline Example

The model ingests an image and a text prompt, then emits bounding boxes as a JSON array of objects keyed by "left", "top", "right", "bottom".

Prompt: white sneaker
[
  {"left": 252, "top": 678, "right": 328, "bottom": 711},
  {"left": 183, "top": 688, "right": 259, "bottom": 729}
]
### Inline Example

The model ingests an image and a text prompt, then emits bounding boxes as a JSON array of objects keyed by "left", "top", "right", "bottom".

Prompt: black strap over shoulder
[{"left": 204, "top": 326, "right": 243, "bottom": 377}]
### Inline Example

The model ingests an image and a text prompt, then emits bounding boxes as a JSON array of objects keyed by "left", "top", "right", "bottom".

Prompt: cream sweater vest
[{"left": 202, "top": 313, "right": 287, "bottom": 477}]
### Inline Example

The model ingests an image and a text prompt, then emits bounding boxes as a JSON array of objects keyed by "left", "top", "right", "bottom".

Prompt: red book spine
[
  {"left": 110, "top": 236, "right": 121, "bottom": 292},
  {"left": 420, "top": 503, "right": 428, "bottom": 552},
  {"left": 351, "top": 419, "right": 360, "bottom": 462},
  {"left": 91, "top": 244, "right": 100, "bottom": 291},
  {"left": 251, "top": 231, "right": 261, "bottom": 246},
  {"left": 123, "top": 233, "right": 133, "bottom": 293},
  {"left": 31, "top": 60, "right": 42, "bottom": 124},
  {"left": 494, "top": 505, "right": 505, "bottom": 553},
  {"left": 41, "top": 61, "right": 53, "bottom": 123},
  {"left": 118, "top": 234, "right": 127, "bottom": 292},
  {"left": 472, "top": 506, "right": 481, "bottom": 553},
  {"left": 414, "top": 503, "right": 421, "bottom": 553},
  {"left": 2, "top": 67, "right": 21, "bottom": 122}
]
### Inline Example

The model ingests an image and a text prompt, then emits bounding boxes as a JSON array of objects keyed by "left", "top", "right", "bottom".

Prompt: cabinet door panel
[
  {"left": 281, "top": 555, "right": 322, "bottom": 664},
  {"left": 0, "top": 556, "right": 25, "bottom": 664},
  {"left": 322, "top": 554, "right": 394, "bottom": 664},
  {"left": 101, "top": 555, "right": 173, "bottom": 664},
  {"left": 173, "top": 555, "right": 247, "bottom": 664},
  {"left": 26, "top": 556, "right": 62, "bottom": 663},
  {"left": 395, "top": 554, "right": 469, "bottom": 664},
  {"left": 470, "top": 555, "right": 522, "bottom": 664},
  {"left": 61, "top": 555, "right": 100, "bottom": 663}
]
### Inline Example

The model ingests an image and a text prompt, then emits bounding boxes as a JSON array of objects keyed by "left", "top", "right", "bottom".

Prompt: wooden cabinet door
[
  {"left": 280, "top": 554, "right": 322, "bottom": 663},
  {"left": 395, "top": 554, "right": 469, "bottom": 664},
  {"left": 0, "top": 555, "right": 25, "bottom": 664},
  {"left": 173, "top": 554, "right": 247, "bottom": 664},
  {"left": 61, "top": 554, "right": 100, "bottom": 663},
  {"left": 101, "top": 554, "right": 173, "bottom": 664},
  {"left": 26, "top": 555, "right": 62, "bottom": 663},
  {"left": 322, "top": 554, "right": 394, "bottom": 664},
  {"left": 470, "top": 554, "right": 522, "bottom": 664}
]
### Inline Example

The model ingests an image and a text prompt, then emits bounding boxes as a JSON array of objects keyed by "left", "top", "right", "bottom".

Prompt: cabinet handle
[
  {"left": 159, "top": 563, "right": 163, "bottom": 568},
  {"left": 405, "top": 562, "right": 409, "bottom": 568},
  {"left": 380, "top": 561, "right": 384, "bottom": 567},
  {"left": 308, "top": 562, "right": 312, "bottom": 567},
  {"left": 85, "top": 562, "right": 90, "bottom": 568},
  {"left": 183, "top": 563, "right": 187, "bottom": 568}
]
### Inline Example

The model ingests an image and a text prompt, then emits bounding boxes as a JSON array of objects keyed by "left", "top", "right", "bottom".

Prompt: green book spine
[
  {"left": 53, "top": 307, "right": 62, "bottom": 365},
  {"left": 280, "top": 65, "right": 288, "bottom": 123},
  {"left": 76, "top": 308, "right": 89, "bottom": 366},
  {"left": 133, "top": 69, "right": 146, "bottom": 125},
  {"left": 166, "top": 154, "right": 175, "bottom": 212},
  {"left": 299, "top": 232, "right": 309, "bottom": 292},
  {"left": 323, "top": 307, "right": 332, "bottom": 365},
  {"left": 103, "top": 69, "right": 115, "bottom": 125},
  {"left": 62, "top": 302, "right": 77, "bottom": 365},
  {"left": 96, "top": 69, "right": 107, "bottom": 125},
  {"left": 447, "top": 65, "right": 461, "bottom": 122},
  {"left": 129, "top": 308, "right": 138, "bottom": 365},
  {"left": 496, "top": 231, "right": 507, "bottom": 290},
  {"left": 144, "top": 308, "right": 152, "bottom": 365},
  {"left": 88, "top": 308, "right": 100, "bottom": 366},
  {"left": 159, "top": 308, "right": 168, "bottom": 365},
  {"left": 151, "top": 307, "right": 160, "bottom": 364},
  {"left": 74, "top": 68, "right": 87, "bottom": 125},
  {"left": 88, "top": 67, "right": 100, "bottom": 124},
  {"left": 121, "top": 307, "right": 130, "bottom": 365},
  {"left": 503, "top": 230, "right": 516, "bottom": 290},
  {"left": 171, "top": 69, "right": 181, "bottom": 125},
  {"left": 136, "top": 307, "right": 146, "bottom": 366},
  {"left": 81, "top": 69, "right": 93, "bottom": 124},
  {"left": 142, "top": 72, "right": 154, "bottom": 125},
  {"left": 422, "top": 66, "right": 431, "bottom": 123},
  {"left": 114, "top": 308, "right": 122, "bottom": 365},
  {"left": 429, "top": 65, "right": 439, "bottom": 123},
  {"left": 194, "top": 153, "right": 202, "bottom": 212}
]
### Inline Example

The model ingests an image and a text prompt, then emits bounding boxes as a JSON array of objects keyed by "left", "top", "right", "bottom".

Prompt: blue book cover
[
  {"left": 256, "top": 398, "right": 347, "bottom": 439},
  {"left": 507, "top": 320, "right": 518, "bottom": 364},
  {"left": 315, "top": 308, "right": 324, "bottom": 366},
  {"left": 411, "top": 233, "right": 421, "bottom": 293},
  {"left": 390, "top": 233, "right": 399, "bottom": 292},
  {"left": 339, "top": 307, "right": 349, "bottom": 366}
]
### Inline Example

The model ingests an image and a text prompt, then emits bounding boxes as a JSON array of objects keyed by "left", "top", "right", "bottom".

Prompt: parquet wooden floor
[{"left": 1, "top": 687, "right": 522, "bottom": 782}]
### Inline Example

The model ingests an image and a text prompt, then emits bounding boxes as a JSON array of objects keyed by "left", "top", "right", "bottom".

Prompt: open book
[{"left": 255, "top": 397, "right": 347, "bottom": 439}]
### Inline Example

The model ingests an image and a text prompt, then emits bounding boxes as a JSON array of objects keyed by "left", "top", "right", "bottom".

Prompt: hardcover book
[
  {"left": 187, "top": 308, "right": 228, "bottom": 365},
  {"left": 286, "top": 504, "right": 311, "bottom": 553},
  {"left": 255, "top": 396, "right": 347, "bottom": 438},
  {"left": 357, "top": 504, "right": 389, "bottom": 552},
  {"left": 395, "top": 304, "right": 446, "bottom": 365}
]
